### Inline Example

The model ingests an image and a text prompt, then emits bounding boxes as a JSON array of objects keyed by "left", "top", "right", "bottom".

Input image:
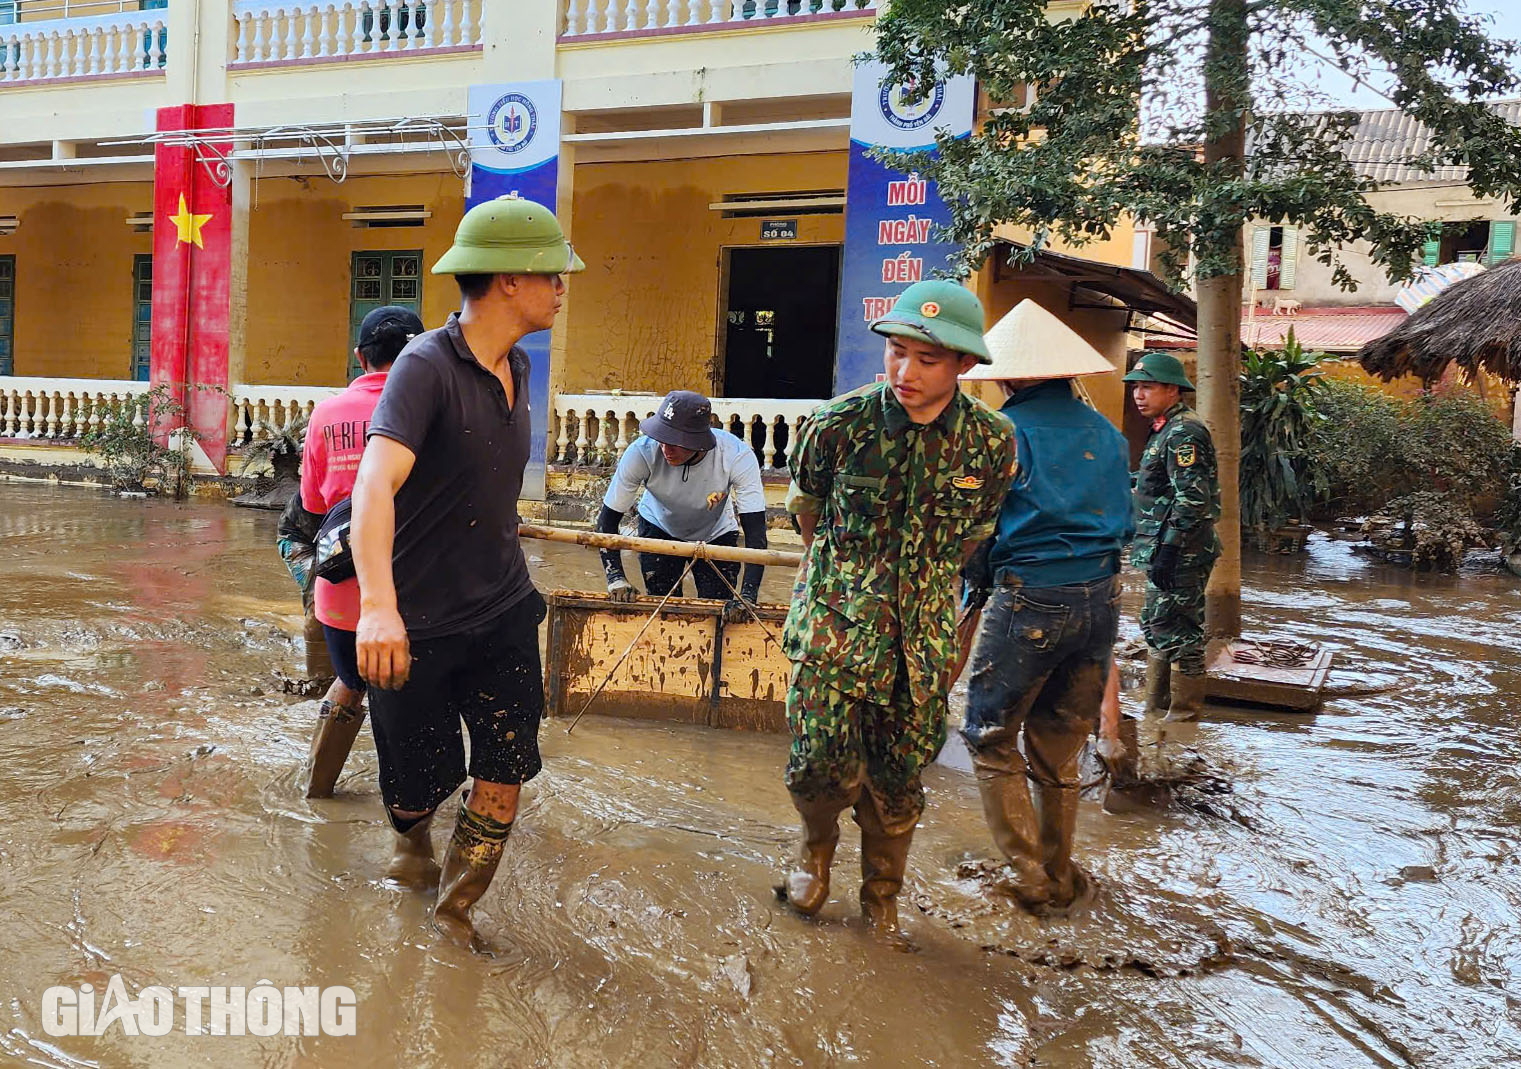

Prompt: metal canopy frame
[{"left": 100, "top": 116, "right": 475, "bottom": 188}]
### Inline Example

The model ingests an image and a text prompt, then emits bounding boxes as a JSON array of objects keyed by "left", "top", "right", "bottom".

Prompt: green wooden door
[
  {"left": 348, "top": 250, "right": 422, "bottom": 380},
  {"left": 0, "top": 255, "right": 14, "bottom": 376},
  {"left": 131, "top": 255, "right": 153, "bottom": 381}
]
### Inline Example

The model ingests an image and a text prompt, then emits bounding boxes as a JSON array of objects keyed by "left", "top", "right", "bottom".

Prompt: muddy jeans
[{"left": 961, "top": 573, "right": 1119, "bottom": 785}]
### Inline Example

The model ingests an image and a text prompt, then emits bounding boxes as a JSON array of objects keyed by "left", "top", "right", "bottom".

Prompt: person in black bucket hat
[{"left": 595, "top": 390, "right": 770, "bottom": 619}]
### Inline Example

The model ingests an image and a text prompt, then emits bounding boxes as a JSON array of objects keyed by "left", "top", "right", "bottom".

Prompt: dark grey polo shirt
[{"left": 367, "top": 312, "right": 534, "bottom": 640}]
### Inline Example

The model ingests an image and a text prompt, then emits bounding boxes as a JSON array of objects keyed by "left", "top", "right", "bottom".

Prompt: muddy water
[{"left": 0, "top": 483, "right": 1516, "bottom": 1067}]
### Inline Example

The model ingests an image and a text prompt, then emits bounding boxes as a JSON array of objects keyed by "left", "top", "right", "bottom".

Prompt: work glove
[
  {"left": 606, "top": 578, "right": 637, "bottom": 603},
  {"left": 1148, "top": 544, "right": 1181, "bottom": 591},
  {"left": 959, "top": 538, "right": 994, "bottom": 612},
  {"left": 722, "top": 597, "right": 752, "bottom": 623}
]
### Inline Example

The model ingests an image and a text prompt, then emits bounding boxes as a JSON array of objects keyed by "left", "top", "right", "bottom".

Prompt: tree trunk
[
  {"left": 1198, "top": 0, "right": 1248, "bottom": 639},
  {"left": 1196, "top": 274, "right": 1242, "bottom": 639}
]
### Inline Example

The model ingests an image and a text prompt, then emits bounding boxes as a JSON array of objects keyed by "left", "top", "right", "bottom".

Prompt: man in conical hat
[{"left": 956, "top": 300, "right": 1134, "bottom": 912}]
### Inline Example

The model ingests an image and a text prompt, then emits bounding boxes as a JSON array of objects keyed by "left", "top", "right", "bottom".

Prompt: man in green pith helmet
[
  {"left": 1123, "top": 351, "right": 1221, "bottom": 723},
  {"left": 349, "top": 195, "right": 584, "bottom": 951},
  {"left": 779, "top": 279, "right": 1018, "bottom": 940}
]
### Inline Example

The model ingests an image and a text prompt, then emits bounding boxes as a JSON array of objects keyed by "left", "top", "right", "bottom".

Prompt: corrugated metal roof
[
  {"left": 1152, "top": 306, "right": 1407, "bottom": 353},
  {"left": 1323, "top": 100, "right": 1521, "bottom": 184}
]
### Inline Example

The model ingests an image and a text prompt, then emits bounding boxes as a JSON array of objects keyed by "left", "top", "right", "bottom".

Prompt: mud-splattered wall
[
  {"left": 243, "top": 173, "right": 465, "bottom": 387},
  {"left": 2, "top": 182, "right": 155, "bottom": 379},
  {"left": 561, "top": 151, "right": 847, "bottom": 398}
]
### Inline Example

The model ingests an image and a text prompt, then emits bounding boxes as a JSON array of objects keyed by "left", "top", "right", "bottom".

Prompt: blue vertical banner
[
  {"left": 467, "top": 79, "right": 564, "bottom": 499},
  {"left": 833, "top": 62, "right": 976, "bottom": 394}
]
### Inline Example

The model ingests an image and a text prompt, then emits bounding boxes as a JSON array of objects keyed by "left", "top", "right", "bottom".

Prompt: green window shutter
[
  {"left": 1422, "top": 223, "right": 1441, "bottom": 266},
  {"left": 1488, "top": 220, "right": 1515, "bottom": 265},
  {"left": 1250, "top": 226, "right": 1270, "bottom": 289},
  {"left": 1278, "top": 226, "right": 1300, "bottom": 290}
]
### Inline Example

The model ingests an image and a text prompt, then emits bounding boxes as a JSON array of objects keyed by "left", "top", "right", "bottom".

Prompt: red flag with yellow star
[{"left": 150, "top": 103, "right": 234, "bottom": 472}]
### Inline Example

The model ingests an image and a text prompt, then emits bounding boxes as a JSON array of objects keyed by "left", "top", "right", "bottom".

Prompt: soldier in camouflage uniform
[
  {"left": 780, "top": 280, "right": 1017, "bottom": 938},
  {"left": 1124, "top": 351, "right": 1221, "bottom": 722}
]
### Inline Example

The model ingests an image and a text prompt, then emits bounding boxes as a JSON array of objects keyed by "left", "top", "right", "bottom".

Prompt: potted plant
[
  {"left": 230, "top": 412, "right": 307, "bottom": 510},
  {"left": 239, "top": 412, "right": 307, "bottom": 483}
]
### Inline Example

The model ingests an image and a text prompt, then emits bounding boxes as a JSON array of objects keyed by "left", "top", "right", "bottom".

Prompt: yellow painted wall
[
  {"left": 243, "top": 173, "right": 465, "bottom": 386},
  {"left": 562, "top": 151, "right": 847, "bottom": 397},
  {"left": 974, "top": 273, "right": 1131, "bottom": 428},
  {"left": 1321, "top": 357, "right": 1512, "bottom": 418},
  {"left": 18, "top": 1, "right": 128, "bottom": 21},
  {"left": 0, "top": 181, "right": 154, "bottom": 379}
]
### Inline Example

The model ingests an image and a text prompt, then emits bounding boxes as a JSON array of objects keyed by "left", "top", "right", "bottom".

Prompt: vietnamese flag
[{"left": 150, "top": 103, "right": 234, "bottom": 472}]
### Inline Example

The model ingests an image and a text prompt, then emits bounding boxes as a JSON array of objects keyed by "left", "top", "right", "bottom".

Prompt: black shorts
[
  {"left": 320, "top": 624, "right": 365, "bottom": 693},
  {"left": 635, "top": 516, "right": 740, "bottom": 600},
  {"left": 368, "top": 589, "right": 547, "bottom": 812}
]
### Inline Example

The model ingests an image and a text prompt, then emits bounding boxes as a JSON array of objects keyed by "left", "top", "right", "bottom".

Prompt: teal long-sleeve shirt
[{"left": 988, "top": 380, "right": 1136, "bottom": 588}]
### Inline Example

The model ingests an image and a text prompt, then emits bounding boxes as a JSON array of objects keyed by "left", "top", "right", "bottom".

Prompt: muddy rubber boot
[
  {"left": 383, "top": 811, "right": 442, "bottom": 892},
  {"left": 433, "top": 806, "right": 513, "bottom": 952},
  {"left": 782, "top": 789, "right": 853, "bottom": 916},
  {"left": 304, "top": 699, "right": 365, "bottom": 798},
  {"left": 1142, "top": 652, "right": 1172, "bottom": 718},
  {"left": 1034, "top": 781, "right": 1090, "bottom": 912},
  {"left": 1164, "top": 667, "right": 1207, "bottom": 723},
  {"left": 970, "top": 743, "right": 1053, "bottom": 911},
  {"left": 303, "top": 611, "right": 336, "bottom": 691},
  {"left": 854, "top": 795, "right": 915, "bottom": 940}
]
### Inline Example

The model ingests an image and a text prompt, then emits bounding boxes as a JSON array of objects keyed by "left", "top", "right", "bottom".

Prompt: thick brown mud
[{"left": 0, "top": 483, "right": 1516, "bottom": 1066}]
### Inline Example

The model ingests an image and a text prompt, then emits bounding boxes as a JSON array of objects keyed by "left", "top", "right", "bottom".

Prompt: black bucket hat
[{"left": 640, "top": 390, "right": 717, "bottom": 452}]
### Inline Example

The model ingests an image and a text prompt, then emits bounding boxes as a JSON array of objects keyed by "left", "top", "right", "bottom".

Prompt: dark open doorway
[{"left": 722, "top": 245, "right": 840, "bottom": 400}]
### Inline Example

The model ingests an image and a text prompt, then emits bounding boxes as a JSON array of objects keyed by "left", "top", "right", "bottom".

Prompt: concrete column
[
  {"left": 482, "top": 0, "right": 559, "bottom": 80},
  {"left": 227, "top": 158, "right": 254, "bottom": 396},
  {"left": 548, "top": 136, "right": 578, "bottom": 474}
]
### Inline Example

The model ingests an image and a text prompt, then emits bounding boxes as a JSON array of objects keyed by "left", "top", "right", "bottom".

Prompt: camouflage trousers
[
  {"left": 784, "top": 656, "right": 946, "bottom": 835},
  {"left": 1140, "top": 562, "right": 1214, "bottom": 676}
]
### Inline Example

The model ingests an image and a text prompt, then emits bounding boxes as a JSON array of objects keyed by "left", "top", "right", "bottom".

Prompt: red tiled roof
[{"left": 1151, "top": 305, "right": 1407, "bottom": 353}]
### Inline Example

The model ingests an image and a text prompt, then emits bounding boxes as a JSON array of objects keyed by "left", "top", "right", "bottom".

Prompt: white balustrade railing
[
  {"left": 230, "top": 0, "right": 483, "bottom": 65},
  {"left": 0, "top": 377, "right": 150, "bottom": 439},
  {"left": 553, "top": 391, "right": 821, "bottom": 470},
  {"left": 0, "top": 9, "right": 168, "bottom": 85},
  {"left": 561, "top": 0, "right": 875, "bottom": 37},
  {"left": 230, "top": 384, "right": 341, "bottom": 447}
]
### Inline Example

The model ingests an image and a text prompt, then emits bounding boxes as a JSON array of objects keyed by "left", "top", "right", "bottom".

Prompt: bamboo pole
[{"left": 518, "top": 523, "right": 804, "bottom": 568}]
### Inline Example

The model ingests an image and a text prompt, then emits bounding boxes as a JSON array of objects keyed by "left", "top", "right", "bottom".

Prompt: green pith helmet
[
  {"left": 431, "top": 195, "right": 586, "bottom": 276},
  {"left": 1123, "top": 350, "right": 1195, "bottom": 390},
  {"left": 869, "top": 279, "right": 991, "bottom": 363}
]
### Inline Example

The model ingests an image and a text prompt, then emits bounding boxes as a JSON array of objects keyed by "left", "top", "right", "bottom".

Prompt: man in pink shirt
[{"left": 300, "top": 306, "right": 424, "bottom": 808}]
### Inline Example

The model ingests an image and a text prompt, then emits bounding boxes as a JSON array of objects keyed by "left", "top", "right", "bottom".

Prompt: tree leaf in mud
[{"left": 720, "top": 954, "right": 752, "bottom": 1000}]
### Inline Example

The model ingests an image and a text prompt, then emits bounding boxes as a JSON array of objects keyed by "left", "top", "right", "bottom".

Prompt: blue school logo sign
[
  {"left": 879, "top": 81, "right": 945, "bottom": 131},
  {"left": 487, "top": 93, "right": 538, "bottom": 153}
]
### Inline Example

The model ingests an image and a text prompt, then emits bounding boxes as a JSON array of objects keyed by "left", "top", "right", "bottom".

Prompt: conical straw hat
[{"left": 959, "top": 299, "right": 1116, "bottom": 381}]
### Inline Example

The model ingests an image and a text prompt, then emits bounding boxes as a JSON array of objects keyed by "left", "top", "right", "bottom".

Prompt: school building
[{"left": 0, "top": 0, "right": 1193, "bottom": 494}]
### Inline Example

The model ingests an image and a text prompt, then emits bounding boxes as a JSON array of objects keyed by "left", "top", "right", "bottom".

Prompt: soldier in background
[
  {"left": 779, "top": 280, "right": 1017, "bottom": 940},
  {"left": 1123, "top": 352, "right": 1221, "bottom": 722}
]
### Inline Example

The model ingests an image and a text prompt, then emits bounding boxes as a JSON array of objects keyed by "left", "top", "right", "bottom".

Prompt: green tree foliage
[
  {"left": 871, "top": 0, "right": 1521, "bottom": 288},
  {"left": 81, "top": 384, "right": 199, "bottom": 496},
  {"left": 1308, "top": 379, "right": 1511, "bottom": 570},
  {"left": 1239, "top": 329, "right": 1327, "bottom": 532}
]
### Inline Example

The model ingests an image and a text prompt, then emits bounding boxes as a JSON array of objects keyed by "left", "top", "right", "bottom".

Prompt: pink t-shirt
[{"left": 301, "top": 371, "right": 387, "bottom": 630}]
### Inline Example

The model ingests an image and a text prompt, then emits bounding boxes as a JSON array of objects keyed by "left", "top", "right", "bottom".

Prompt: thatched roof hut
[{"left": 1358, "top": 259, "right": 1521, "bottom": 383}]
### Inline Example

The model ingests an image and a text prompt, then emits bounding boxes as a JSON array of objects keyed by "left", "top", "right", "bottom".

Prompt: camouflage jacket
[
  {"left": 1130, "top": 401, "right": 1221, "bottom": 568},
  {"left": 783, "top": 382, "right": 1017, "bottom": 706}
]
